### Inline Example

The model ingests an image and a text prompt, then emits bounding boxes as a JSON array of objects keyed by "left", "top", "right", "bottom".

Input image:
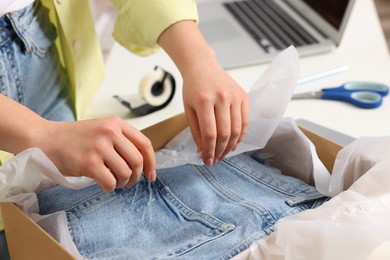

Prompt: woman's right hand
[
  {"left": 37, "top": 117, "right": 156, "bottom": 192},
  {"left": 1, "top": 94, "right": 155, "bottom": 192}
]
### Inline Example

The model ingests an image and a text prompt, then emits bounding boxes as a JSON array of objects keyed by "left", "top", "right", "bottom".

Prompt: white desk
[{"left": 84, "top": 0, "right": 390, "bottom": 139}]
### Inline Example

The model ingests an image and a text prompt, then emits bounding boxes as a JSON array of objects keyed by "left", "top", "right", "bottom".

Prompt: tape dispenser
[{"left": 113, "top": 66, "right": 176, "bottom": 116}]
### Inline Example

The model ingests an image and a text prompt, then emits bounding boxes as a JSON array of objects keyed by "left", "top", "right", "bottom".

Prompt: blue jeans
[
  {"left": 0, "top": 1, "right": 74, "bottom": 121},
  {"left": 38, "top": 153, "right": 328, "bottom": 259}
]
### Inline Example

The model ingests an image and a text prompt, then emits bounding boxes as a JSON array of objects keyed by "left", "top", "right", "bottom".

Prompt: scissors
[{"left": 292, "top": 81, "right": 389, "bottom": 109}]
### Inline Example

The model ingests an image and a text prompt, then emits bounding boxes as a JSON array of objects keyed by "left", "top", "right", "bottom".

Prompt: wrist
[
  {"left": 181, "top": 45, "right": 220, "bottom": 80},
  {"left": 22, "top": 118, "right": 50, "bottom": 151},
  {"left": 158, "top": 20, "right": 221, "bottom": 79}
]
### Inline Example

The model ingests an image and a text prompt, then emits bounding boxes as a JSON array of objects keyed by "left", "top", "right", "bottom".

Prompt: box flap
[
  {"left": 296, "top": 119, "right": 354, "bottom": 173},
  {"left": 141, "top": 113, "right": 188, "bottom": 151},
  {"left": 1, "top": 203, "right": 75, "bottom": 260},
  {"left": 298, "top": 126, "right": 343, "bottom": 173}
]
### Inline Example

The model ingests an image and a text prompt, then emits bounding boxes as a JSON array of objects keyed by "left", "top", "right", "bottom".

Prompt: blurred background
[{"left": 90, "top": 0, "right": 390, "bottom": 61}]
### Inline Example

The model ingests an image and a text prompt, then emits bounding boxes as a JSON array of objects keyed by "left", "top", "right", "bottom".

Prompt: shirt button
[
  {"left": 72, "top": 40, "right": 81, "bottom": 50},
  {"left": 57, "top": 0, "right": 64, "bottom": 4}
]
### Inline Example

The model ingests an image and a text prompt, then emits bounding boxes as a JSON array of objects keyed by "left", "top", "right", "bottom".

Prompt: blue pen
[{"left": 292, "top": 81, "right": 389, "bottom": 109}]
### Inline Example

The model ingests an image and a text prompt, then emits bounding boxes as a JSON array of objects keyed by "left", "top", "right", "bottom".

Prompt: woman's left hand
[
  {"left": 182, "top": 62, "right": 249, "bottom": 167},
  {"left": 158, "top": 20, "right": 249, "bottom": 167}
]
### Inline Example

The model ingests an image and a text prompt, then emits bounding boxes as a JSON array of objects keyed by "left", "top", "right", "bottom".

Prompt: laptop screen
[{"left": 302, "top": 0, "right": 350, "bottom": 30}]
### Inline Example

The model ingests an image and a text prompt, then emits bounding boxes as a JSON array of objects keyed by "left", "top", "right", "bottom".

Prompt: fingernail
[
  {"left": 125, "top": 182, "right": 135, "bottom": 189},
  {"left": 206, "top": 158, "right": 213, "bottom": 167},
  {"left": 214, "top": 159, "right": 219, "bottom": 165},
  {"left": 148, "top": 170, "right": 157, "bottom": 182}
]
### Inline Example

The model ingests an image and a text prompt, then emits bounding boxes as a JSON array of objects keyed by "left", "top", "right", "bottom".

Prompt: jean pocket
[
  {"left": 65, "top": 178, "right": 235, "bottom": 259},
  {"left": 21, "top": 2, "right": 57, "bottom": 58},
  {"left": 223, "top": 154, "right": 328, "bottom": 210}
]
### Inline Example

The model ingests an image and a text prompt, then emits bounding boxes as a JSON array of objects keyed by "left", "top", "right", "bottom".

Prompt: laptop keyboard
[{"left": 224, "top": 0, "right": 319, "bottom": 52}]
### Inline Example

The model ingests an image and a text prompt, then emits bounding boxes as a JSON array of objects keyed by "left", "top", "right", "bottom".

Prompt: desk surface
[{"left": 85, "top": 0, "right": 390, "bottom": 139}]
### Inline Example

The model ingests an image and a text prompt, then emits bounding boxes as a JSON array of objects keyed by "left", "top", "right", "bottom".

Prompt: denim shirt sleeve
[{"left": 110, "top": 0, "right": 198, "bottom": 56}]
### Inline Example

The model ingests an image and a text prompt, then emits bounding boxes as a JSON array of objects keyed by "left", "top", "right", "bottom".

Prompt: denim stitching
[
  {"left": 65, "top": 178, "right": 236, "bottom": 258},
  {"left": 154, "top": 177, "right": 235, "bottom": 232},
  {"left": 224, "top": 156, "right": 298, "bottom": 197},
  {"left": 194, "top": 164, "right": 278, "bottom": 226},
  {"left": 225, "top": 155, "right": 323, "bottom": 199},
  {"left": 224, "top": 155, "right": 328, "bottom": 208}
]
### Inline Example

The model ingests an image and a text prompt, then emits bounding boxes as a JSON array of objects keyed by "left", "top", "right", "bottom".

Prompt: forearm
[
  {"left": 158, "top": 20, "right": 220, "bottom": 80},
  {"left": 0, "top": 94, "right": 47, "bottom": 154}
]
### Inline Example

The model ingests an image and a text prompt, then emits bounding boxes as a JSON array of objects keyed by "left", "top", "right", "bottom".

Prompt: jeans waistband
[{"left": 0, "top": 2, "right": 35, "bottom": 47}]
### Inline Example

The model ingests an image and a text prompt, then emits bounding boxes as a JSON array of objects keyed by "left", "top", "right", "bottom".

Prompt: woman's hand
[
  {"left": 0, "top": 95, "right": 156, "bottom": 191},
  {"left": 38, "top": 117, "right": 156, "bottom": 192},
  {"left": 158, "top": 21, "right": 249, "bottom": 166},
  {"left": 182, "top": 62, "right": 249, "bottom": 166}
]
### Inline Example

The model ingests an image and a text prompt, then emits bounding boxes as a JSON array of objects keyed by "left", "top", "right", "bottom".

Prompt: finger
[
  {"left": 185, "top": 107, "right": 203, "bottom": 152},
  {"left": 196, "top": 104, "right": 217, "bottom": 167},
  {"left": 221, "top": 102, "right": 242, "bottom": 159},
  {"left": 63, "top": 151, "right": 118, "bottom": 192},
  {"left": 116, "top": 138, "right": 144, "bottom": 187},
  {"left": 214, "top": 101, "right": 231, "bottom": 161},
  {"left": 126, "top": 154, "right": 143, "bottom": 188},
  {"left": 104, "top": 145, "right": 134, "bottom": 188},
  {"left": 88, "top": 163, "right": 117, "bottom": 192},
  {"left": 239, "top": 97, "right": 250, "bottom": 144},
  {"left": 121, "top": 125, "right": 156, "bottom": 182}
]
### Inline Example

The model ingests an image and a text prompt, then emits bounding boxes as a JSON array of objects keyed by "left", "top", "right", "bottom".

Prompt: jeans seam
[
  {"left": 194, "top": 164, "right": 278, "bottom": 225},
  {"left": 4, "top": 44, "right": 24, "bottom": 103},
  {"left": 224, "top": 157, "right": 297, "bottom": 197},
  {"left": 65, "top": 190, "right": 105, "bottom": 212},
  {"left": 154, "top": 177, "right": 234, "bottom": 232},
  {"left": 224, "top": 157, "right": 327, "bottom": 206}
]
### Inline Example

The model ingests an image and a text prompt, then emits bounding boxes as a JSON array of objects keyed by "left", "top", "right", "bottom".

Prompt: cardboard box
[{"left": 0, "top": 113, "right": 345, "bottom": 259}]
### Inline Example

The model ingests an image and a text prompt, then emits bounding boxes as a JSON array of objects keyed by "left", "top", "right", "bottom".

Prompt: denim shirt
[{"left": 38, "top": 153, "right": 328, "bottom": 259}]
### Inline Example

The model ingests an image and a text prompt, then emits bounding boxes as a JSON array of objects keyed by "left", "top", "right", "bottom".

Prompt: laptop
[{"left": 197, "top": 0, "right": 355, "bottom": 69}]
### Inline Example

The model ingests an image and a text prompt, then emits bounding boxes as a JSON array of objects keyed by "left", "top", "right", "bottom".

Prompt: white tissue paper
[
  {"left": 2, "top": 45, "right": 390, "bottom": 259},
  {"left": 232, "top": 135, "right": 390, "bottom": 260}
]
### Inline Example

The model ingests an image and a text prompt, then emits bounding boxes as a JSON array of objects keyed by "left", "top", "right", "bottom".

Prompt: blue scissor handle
[
  {"left": 321, "top": 90, "right": 383, "bottom": 109},
  {"left": 320, "top": 81, "right": 388, "bottom": 109},
  {"left": 322, "top": 81, "right": 389, "bottom": 96}
]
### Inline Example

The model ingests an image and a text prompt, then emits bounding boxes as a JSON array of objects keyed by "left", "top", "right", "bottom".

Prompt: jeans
[
  {"left": 0, "top": 1, "right": 74, "bottom": 121},
  {"left": 38, "top": 153, "right": 328, "bottom": 259}
]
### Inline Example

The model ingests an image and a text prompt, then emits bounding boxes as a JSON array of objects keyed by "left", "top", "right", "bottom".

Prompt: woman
[{"left": 0, "top": 0, "right": 249, "bottom": 191}]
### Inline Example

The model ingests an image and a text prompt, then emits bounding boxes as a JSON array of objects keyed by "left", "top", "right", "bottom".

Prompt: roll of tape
[{"left": 139, "top": 70, "right": 174, "bottom": 107}]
